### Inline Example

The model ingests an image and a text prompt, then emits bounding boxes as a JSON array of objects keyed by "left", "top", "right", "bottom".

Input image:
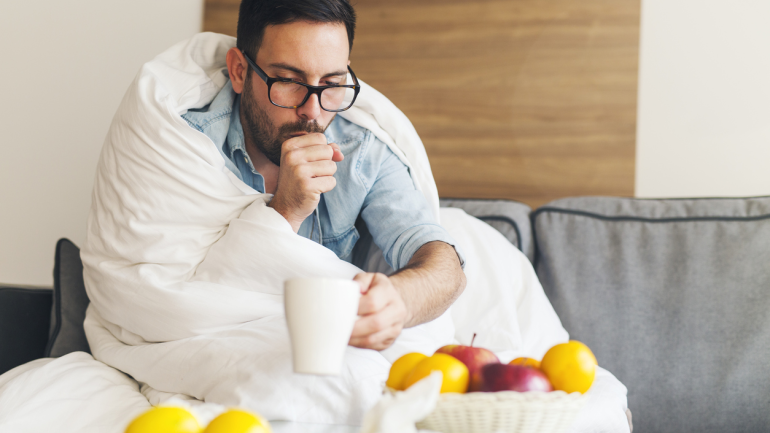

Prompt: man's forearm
[{"left": 389, "top": 241, "right": 466, "bottom": 328}]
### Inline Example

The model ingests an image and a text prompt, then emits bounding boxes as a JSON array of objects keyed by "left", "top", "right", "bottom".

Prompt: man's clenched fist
[
  {"left": 268, "top": 132, "right": 344, "bottom": 232},
  {"left": 349, "top": 272, "right": 409, "bottom": 350}
]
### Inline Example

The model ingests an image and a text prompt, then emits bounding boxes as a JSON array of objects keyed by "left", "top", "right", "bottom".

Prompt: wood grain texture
[
  {"left": 203, "top": 0, "right": 240, "bottom": 35},
  {"left": 203, "top": 0, "right": 640, "bottom": 208}
]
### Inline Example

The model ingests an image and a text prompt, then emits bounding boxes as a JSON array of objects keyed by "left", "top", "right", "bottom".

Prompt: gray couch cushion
[
  {"left": 532, "top": 196, "right": 770, "bottom": 433},
  {"left": 45, "top": 238, "right": 90, "bottom": 357},
  {"left": 440, "top": 198, "right": 534, "bottom": 262}
]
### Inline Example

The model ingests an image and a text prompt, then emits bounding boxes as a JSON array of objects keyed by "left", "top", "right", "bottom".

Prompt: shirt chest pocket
[{"left": 323, "top": 226, "right": 360, "bottom": 263}]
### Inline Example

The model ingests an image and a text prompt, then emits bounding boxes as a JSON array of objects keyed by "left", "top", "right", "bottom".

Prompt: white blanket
[
  {"left": 0, "top": 32, "right": 628, "bottom": 432},
  {"left": 80, "top": 31, "right": 443, "bottom": 424}
]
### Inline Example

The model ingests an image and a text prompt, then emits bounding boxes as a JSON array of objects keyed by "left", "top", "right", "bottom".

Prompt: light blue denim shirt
[{"left": 182, "top": 80, "right": 463, "bottom": 270}]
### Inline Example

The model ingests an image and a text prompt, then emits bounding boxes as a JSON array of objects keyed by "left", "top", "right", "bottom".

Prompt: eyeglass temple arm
[
  {"left": 347, "top": 65, "right": 360, "bottom": 88},
  {"left": 241, "top": 50, "right": 270, "bottom": 83}
]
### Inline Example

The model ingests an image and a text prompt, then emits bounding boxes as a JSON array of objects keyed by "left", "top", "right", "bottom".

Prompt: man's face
[{"left": 240, "top": 21, "right": 350, "bottom": 166}]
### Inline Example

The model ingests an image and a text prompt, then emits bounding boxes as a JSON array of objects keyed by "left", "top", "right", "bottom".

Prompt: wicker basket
[{"left": 415, "top": 391, "right": 586, "bottom": 433}]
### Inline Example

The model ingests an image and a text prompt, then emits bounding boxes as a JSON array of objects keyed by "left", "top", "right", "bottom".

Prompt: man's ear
[{"left": 226, "top": 47, "right": 248, "bottom": 94}]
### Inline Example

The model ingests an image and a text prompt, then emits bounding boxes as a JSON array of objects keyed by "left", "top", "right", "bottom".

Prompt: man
[{"left": 182, "top": 0, "right": 466, "bottom": 351}]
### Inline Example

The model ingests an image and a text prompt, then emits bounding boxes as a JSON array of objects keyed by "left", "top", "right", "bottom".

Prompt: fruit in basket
[
  {"left": 436, "top": 334, "right": 500, "bottom": 392},
  {"left": 204, "top": 409, "right": 271, "bottom": 433},
  {"left": 403, "top": 353, "right": 469, "bottom": 393},
  {"left": 477, "top": 363, "right": 553, "bottom": 392},
  {"left": 540, "top": 340, "right": 597, "bottom": 394},
  {"left": 386, "top": 352, "right": 428, "bottom": 390},
  {"left": 125, "top": 406, "right": 201, "bottom": 433},
  {"left": 509, "top": 357, "right": 541, "bottom": 369}
]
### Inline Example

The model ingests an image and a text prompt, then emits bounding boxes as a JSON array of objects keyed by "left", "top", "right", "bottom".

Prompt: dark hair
[{"left": 236, "top": 0, "right": 357, "bottom": 57}]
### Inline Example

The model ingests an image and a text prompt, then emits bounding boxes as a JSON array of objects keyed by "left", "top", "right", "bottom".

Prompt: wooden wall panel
[
  {"left": 203, "top": 0, "right": 239, "bottom": 35},
  {"left": 203, "top": 0, "right": 640, "bottom": 208}
]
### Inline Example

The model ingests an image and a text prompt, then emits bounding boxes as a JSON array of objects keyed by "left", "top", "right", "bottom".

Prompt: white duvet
[{"left": 0, "top": 33, "right": 629, "bottom": 433}]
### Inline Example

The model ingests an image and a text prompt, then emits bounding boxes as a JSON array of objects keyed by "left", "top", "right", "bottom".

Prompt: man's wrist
[
  {"left": 387, "top": 241, "right": 466, "bottom": 329},
  {"left": 388, "top": 273, "right": 417, "bottom": 328},
  {"left": 267, "top": 196, "right": 303, "bottom": 233}
]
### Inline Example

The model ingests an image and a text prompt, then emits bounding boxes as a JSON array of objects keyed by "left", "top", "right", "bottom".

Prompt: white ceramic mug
[{"left": 284, "top": 277, "right": 361, "bottom": 375}]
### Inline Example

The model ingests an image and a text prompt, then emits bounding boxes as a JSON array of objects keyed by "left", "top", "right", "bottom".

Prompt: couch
[{"left": 2, "top": 195, "right": 769, "bottom": 433}]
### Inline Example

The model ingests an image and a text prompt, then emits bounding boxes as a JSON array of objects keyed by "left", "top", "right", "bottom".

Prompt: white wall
[
  {"left": 0, "top": 1, "right": 203, "bottom": 286},
  {"left": 636, "top": 0, "right": 770, "bottom": 198}
]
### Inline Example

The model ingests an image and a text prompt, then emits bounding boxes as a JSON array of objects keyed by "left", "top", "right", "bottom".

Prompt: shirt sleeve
[{"left": 359, "top": 139, "right": 465, "bottom": 271}]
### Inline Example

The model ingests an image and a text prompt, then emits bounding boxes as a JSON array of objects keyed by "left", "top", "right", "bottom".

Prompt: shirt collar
[
  {"left": 226, "top": 94, "right": 248, "bottom": 161},
  {"left": 226, "top": 94, "right": 268, "bottom": 193}
]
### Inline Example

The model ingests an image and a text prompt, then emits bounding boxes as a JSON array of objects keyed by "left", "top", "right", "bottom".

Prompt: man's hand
[
  {"left": 268, "top": 132, "right": 344, "bottom": 232},
  {"left": 349, "top": 272, "right": 410, "bottom": 350}
]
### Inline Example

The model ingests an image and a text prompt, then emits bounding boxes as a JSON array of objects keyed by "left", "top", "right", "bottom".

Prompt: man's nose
[{"left": 297, "top": 93, "right": 322, "bottom": 121}]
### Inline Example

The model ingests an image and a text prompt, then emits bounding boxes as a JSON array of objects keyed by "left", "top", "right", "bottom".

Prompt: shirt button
[{"left": 244, "top": 157, "right": 249, "bottom": 164}]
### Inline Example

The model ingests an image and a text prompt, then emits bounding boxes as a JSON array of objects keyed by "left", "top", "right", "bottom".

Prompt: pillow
[
  {"left": 45, "top": 238, "right": 91, "bottom": 357},
  {"left": 439, "top": 198, "right": 534, "bottom": 262},
  {"left": 0, "top": 285, "right": 52, "bottom": 375},
  {"left": 532, "top": 196, "right": 770, "bottom": 433}
]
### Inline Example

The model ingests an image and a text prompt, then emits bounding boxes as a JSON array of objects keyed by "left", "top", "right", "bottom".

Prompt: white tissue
[{"left": 360, "top": 372, "right": 443, "bottom": 433}]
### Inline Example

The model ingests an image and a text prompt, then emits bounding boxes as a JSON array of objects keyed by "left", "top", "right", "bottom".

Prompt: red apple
[
  {"left": 477, "top": 363, "right": 553, "bottom": 392},
  {"left": 435, "top": 334, "right": 500, "bottom": 392}
]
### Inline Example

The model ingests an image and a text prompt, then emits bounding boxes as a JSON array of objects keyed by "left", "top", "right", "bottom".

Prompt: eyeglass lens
[{"left": 270, "top": 82, "right": 354, "bottom": 111}]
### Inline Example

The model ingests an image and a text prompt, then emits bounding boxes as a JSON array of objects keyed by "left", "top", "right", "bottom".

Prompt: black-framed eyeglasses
[{"left": 241, "top": 50, "right": 360, "bottom": 112}]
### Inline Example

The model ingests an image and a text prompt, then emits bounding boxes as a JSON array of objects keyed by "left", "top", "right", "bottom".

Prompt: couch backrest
[
  {"left": 0, "top": 285, "right": 52, "bottom": 376},
  {"left": 532, "top": 196, "right": 770, "bottom": 433},
  {"left": 439, "top": 198, "right": 534, "bottom": 262}
]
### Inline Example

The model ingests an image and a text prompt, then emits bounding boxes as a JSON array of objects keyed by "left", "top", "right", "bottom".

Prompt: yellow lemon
[
  {"left": 204, "top": 409, "right": 271, "bottom": 433},
  {"left": 540, "top": 340, "right": 598, "bottom": 394},
  {"left": 509, "top": 357, "right": 541, "bottom": 369},
  {"left": 125, "top": 406, "right": 201, "bottom": 433},
  {"left": 386, "top": 352, "right": 428, "bottom": 390},
  {"left": 402, "top": 353, "right": 469, "bottom": 393}
]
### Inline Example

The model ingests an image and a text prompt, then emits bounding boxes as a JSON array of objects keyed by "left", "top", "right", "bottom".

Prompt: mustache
[{"left": 277, "top": 120, "right": 326, "bottom": 137}]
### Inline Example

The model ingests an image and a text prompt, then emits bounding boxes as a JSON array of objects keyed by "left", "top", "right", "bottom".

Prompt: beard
[{"left": 241, "top": 75, "right": 332, "bottom": 166}]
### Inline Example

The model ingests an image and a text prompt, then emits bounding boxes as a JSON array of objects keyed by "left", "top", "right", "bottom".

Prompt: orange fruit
[
  {"left": 402, "top": 353, "right": 469, "bottom": 393},
  {"left": 509, "top": 357, "right": 541, "bottom": 369},
  {"left": 540, "top": 340, "right": 598, "bottom": 394},
  {"left": 386, "top": 352, "right": 428, "bottom": 390},
  {"left": 204, "top": 409, "right": 271, "bottom": 433},
  {"left": 125, "top": 406, "right": 201, "bottom": 433}
]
